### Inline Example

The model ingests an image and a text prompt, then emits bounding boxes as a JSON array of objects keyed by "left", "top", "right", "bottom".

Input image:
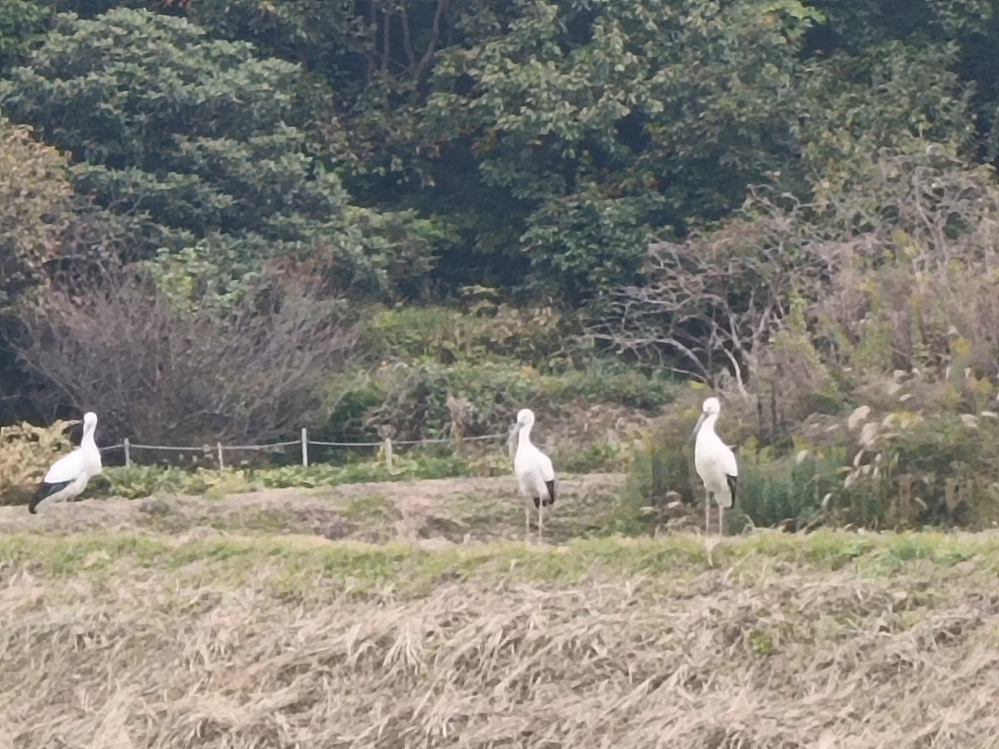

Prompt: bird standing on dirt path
[
  {"left": 692, "top": 397, "right": 738, "bottom": 535},
  {"left": 513, "top": 408, "right": 557, "bottom": 544},
  {"left": 29, "top": 412, "right": 103, "bottom": 514}
]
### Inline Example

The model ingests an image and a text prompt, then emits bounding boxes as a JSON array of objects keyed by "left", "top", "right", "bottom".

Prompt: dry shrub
[
  {"left": 631, "top": 369, "right": 999, "bottom": 532},
  {"left": 829, "top": 372, "right": 999, "bottom": 529},
  {"left": 0, "top": 418, "right": 77, "bottom": 504},
  {"left": 594, "top": 203, "right": 826, "bottom": 393},
  {"left": 601, "top": 144, "right": 999, "bottom": 446},
  {"left": 10, "top": 262, "right": 359, "bottom": 447},
  {"left": 811, "top": 147, "right": 999, "bottom": 377},
  {"left": 730, "top": 370, "right": 999, "bottom": 531},
  {"left": 2, "top": 547, "right": 999, "bottom": 747}
]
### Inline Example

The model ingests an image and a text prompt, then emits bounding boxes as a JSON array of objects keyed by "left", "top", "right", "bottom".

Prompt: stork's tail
[
  {"left": 543, "top": 478, "right": 556, "bottom": 507},
  {"left": 726, "top": 473, "right": 737, "bottom": 507},
  {"left": 29, "top": 480, "right": 71, "bottom": 515}
]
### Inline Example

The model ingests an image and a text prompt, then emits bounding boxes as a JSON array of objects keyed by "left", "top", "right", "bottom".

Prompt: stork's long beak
[{"left": 690, "top": 412, "right": 707, "bottom": 442}]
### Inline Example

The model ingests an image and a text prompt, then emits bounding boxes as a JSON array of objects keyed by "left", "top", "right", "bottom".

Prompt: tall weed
[{"left": 0, "top": 419, "right": 79, "bottom": 505}]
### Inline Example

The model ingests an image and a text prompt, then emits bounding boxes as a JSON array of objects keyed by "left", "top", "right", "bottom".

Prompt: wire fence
[{"left": 95, "top": 429, "right": 512, "bottom": 471}]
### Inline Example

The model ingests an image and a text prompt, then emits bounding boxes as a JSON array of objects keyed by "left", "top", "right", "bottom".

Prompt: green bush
[
  {"left": 356, "top": 358, "right": 676, "bottom": 444},
  {"left": 313, "top": 372, "right": 390, "bottom": 450},
  {"left": 360, "top": 301, "right": 572, "bottom": 368},
  {"left": 622, "top": 395, "right": 701, "bottom": 520},
  {"left": 255, "top": 454, "right": 468, "bottom": 488},
  {"left": 554, "top": 443, "right": 626, "bottom": 474},
  {"left": 733, "top": 448, "right": 848, "bottom": 531},
  {"left": 538, "top": 360, "right": 677, "bottom": 412},
  {"left": 98, "top": 465, "right": 254, "bottom": 499}
]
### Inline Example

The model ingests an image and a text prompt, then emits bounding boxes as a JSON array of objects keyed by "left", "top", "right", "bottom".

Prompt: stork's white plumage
[
  {"left": 692, "top": 397, "right": 738, "bottom": 535},
  {"left": 506, "top": 420, "right": 519, "bottom": 464},
  {"left": 513, "top": 408, "right": 556, "bottom": 544},
  {"left": 29, "top": 411, "right": 102, "bottom": 515}
]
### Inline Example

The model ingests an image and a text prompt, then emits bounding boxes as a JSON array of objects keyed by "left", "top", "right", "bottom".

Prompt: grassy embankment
[{"left": 2, "top": 476, "right": 999, "bottom": 748}]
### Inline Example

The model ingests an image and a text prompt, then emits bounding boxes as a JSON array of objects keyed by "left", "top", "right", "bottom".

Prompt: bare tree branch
[
  {"left": 594, "top": 145, "right": 999, "bottom": 400},
  {"left": 401, "top": 6, "right": 416, "bottom": 72},
  {"left": 416, "top": 0, "right": 450, "bottom": 78},
  {"left": 591, "top": 205, "right": 820, "bottom": 390}
]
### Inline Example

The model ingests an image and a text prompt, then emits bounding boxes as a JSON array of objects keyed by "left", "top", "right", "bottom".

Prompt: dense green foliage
[
  {"left": 1, "top": 0, "right": 994, "bottom": 308},
  {"left": 0, "top": 8, "right": 442, "bottom": 304}
]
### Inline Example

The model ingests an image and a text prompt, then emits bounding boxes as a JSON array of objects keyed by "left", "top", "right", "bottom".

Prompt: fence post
[
  {"left": 383, "top": 437, "right": 393, "bottom": 473},
  {"left": 301, "top": 428, "right": 309, "bottom": 467},
  {"left": 123, "top": 437, "right": 131, "bottom": 467},
  {"left": 217, "top": 442, "right": 225, "bottom": 470}
]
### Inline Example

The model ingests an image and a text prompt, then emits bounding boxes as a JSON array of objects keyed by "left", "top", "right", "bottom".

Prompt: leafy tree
[
  {"left": 0, "top": 7, "right": 440, "bottom": 304},
  {"left": 792, "top": 40, "right": 977, "bottom": 206},
  {"left": 424, "top": 0, "right": 827, "bottom": 299},
  {"left": 159, "top": 0, "right": 997, "bottom": 302},
  {"left": 801, "top": 0, "right": 997, "bottom": 163},
  {"left": 0, "top": 116, "right": 73, "bottom": 310},
  {"left": 421, "top": 0, "right": 992, "bottom": 301},
  {"left": 167, "top": 0, "right": 540, "bottom": 294},
  {"left": 0, "top": 0, "right": 47, "bottom": 73}
]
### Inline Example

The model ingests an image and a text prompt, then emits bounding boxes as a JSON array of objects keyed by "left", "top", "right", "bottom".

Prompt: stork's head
[
  {"left": 691, "top": 397, "right": 721, "bottom": 439},
  {"left": 516, "top": 408, "right": 535, "bottom": 428},
  {"left": 81, "top": 412, "right": 98, "bottom": 437}
]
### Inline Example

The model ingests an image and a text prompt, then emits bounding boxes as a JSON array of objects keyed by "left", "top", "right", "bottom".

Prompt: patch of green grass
[
  {"left": 429, "top": 481, "right": 640, "bottom": 543},
  {"left": 6, "top": 530, "right": 998, "bottom": 600},
  {"left": 96, "top": 455, "right": 474, "bottom": 500},
  {"left": 142, "top": 507, "right": 303, "bottom": 535},
  {"left": 340, "top": 493, "right": 397, "bottom": 524}
]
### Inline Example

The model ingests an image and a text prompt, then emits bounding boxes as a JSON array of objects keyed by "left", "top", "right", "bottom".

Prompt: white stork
[
  {"left": 692, "top": 397, "right": 738, "bottom": 535},
  {"left": 29, "top": 411, "right": 102, "bottom": 514},
  {"left": 513, "top": 408, "right": 557, "bottom": 544}
]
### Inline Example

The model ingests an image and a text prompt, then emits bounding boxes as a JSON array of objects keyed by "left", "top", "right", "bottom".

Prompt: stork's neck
[
  {"left": 82, "top": 423, "right": 97, "bottom": 447},
  {"left": 699, "top": 413, "right": 719, "bottom": 438},
  {"left": 518, "top": 423, "right": 533, "bottom": 449}
]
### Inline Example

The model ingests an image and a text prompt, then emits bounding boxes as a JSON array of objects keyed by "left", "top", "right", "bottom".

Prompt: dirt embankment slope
[{"left": 0, "top": 473, "right": 629, "bottom": 542}]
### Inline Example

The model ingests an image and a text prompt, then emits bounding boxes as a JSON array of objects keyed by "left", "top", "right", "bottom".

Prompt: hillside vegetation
[{"left": 2, "top": 0, "right": 999, "bottom": 531}]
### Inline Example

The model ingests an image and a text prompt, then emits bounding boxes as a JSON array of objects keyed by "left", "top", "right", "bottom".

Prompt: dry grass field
[{"left": 3, "top": 475, "right": 999, "bottom": 748}]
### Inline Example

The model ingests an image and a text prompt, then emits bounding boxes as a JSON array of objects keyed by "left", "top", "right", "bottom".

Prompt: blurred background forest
[{"left": 2, "top": 0, "right": 999, "bottom": 529}]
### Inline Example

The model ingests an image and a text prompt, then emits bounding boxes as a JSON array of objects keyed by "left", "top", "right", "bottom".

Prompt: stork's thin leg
[
  {"left": 719, "top": 505, "right": 724, "bottom": 536},
  {"left": 705, "top": 492, "right": 711, "bottom": 534},
  {"left": 525, "top": 502, "right": 531, "bottom": 545},
  {"left": 538, "top": 504, "right": 544, "bottom": 545}
]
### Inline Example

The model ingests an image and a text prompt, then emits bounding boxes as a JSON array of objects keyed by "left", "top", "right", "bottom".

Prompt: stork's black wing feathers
[
  {"left": 726, "top": 474, "right": 737, "bottom": 506},
  {"left": 29, "top": 480, "right": 73, "bottom": 514},
  {"left": 543, "top": 479, "right": 556, "bottom": 507}
]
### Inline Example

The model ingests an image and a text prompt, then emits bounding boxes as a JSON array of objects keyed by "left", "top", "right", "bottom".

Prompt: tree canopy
[{"left": 0, "top": 7, "right": 443, "bottom": 306}]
